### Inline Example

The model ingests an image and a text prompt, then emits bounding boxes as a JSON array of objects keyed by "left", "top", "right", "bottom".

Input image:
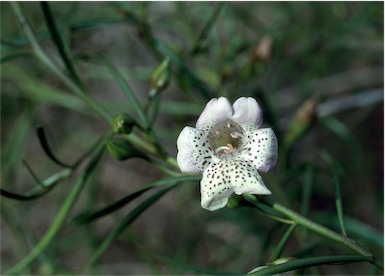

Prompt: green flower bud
[
  {"left": 112, "top": 113, "right": 135, "bottom": 134},
  {"left": 106, "top": 138, "right": 141, "bottom": 161},
  {"left": 149, "top": 58, "right": 171, "bottom": 97}
]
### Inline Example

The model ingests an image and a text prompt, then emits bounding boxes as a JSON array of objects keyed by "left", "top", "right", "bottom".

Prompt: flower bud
[
  {"left": 112, "top": 113, "right": 135, "bottom": 135},
  {"left": 106, "top": 138, "right": 141, "bottom": 161},
  {"left": 149, "top": 58, "right": 171, "bottom": 97},
  {"left": 250, "top": 35, "right": 273, "bottom": 64}
]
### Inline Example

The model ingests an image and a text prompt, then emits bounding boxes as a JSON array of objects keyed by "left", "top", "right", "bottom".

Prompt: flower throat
[{"left": 208, "top": 119, "right": 244, "bottom": 155}]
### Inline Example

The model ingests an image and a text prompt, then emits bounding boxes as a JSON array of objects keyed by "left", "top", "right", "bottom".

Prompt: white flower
[{"left": 177, "top": 97, "right": 278, "bottom": 211}]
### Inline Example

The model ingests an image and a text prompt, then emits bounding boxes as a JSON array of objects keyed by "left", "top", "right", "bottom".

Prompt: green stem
[
  {"left": 245, "top": 196, "right": 383, "bottom": 270},
  {"left": 10, "top": 2, "right": 112, "bottom": 124},
  {"left": 165, "top": 156, "right": 179, "bottom": 170},
  {"left": 271, "top": 201, "right": 371, "bottom": 256},
  {"left": 125, "top": 133, "right": 157, "bottom": 155},
  {"left": 270, "top": 224, "right": 297, "bottom": 261},
  {"left": 82, "top": 184, "right": 177, "bottom": 272},
  {"left": 5, "top": 145, "right": 105, "bottom": 275}
]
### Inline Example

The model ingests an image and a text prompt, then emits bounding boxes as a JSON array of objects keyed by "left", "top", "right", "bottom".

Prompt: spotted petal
[
  {"left": 200, "top": 161, "right": 235, "bottom": 211},
  {"left": 230, "top": 159, "right": 271, "bottom": 195},
  {"left": 200, "top": 159, "right": 271, "bottom": 211},
  {"left": 196, "top": 97, "right": 233, "bottom": 131},
  {"left": 177, "top": 126, "right": 214, "bottom": 173},
  {"left": 242, "top": 128, "right": 278, "bottom": 173},
  {"left": 231, "top": 97, "right": 263, "bottom": 128}
]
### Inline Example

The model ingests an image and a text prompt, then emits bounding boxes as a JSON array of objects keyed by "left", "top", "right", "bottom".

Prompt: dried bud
[
  {"left": 283, "top": 98, "right": 317, "bottom": 151},
  {"left": 149, "top": 58, "right": 171, "bottom": 97},
  {"left": 112, "top": 113, "right": 135, "bottom": 135},
  {"left": 250, "top": 36, "right": 273, "bottom": 63},
  {"left": 296, "top": 97, "right": 317, "bottom": 127}
]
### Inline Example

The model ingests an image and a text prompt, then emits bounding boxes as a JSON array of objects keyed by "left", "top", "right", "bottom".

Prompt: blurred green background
[{"left": 1, "top": 2, "right": 383, "bottom": 275}]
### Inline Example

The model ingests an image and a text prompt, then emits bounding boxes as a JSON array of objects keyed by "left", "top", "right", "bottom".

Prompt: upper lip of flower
[{"left": 177, "top": 97, "right": 278, "bottom": 211}]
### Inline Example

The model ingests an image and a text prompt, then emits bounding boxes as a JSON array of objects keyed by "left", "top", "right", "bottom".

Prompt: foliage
[{"left": 1, "top": 2, "right": 383, "bottom": 275}]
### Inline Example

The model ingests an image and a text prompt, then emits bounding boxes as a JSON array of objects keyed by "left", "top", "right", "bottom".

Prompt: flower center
[{"left": 208, "top": 119, "right": 244, "bottom": 156}]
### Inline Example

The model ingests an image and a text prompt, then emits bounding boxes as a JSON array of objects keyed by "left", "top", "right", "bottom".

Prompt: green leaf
[
  {"left": 5, "top": 142, "right": 105, "bottom": 275},
  {"left": 270, "top": 224, "right": 297, "bottom": 261},
  {"left": 2, "top": 64, "right": 87, "bottom": 112},
  {"left": 0, "top": 189, "right": 43, "bottom": 201},
  {"left": 72, "top": 174, "right": 201, "bottom": 224},
  {"left": 321, "top": 151, "right": 347, "bottom": 235},
  {"left": 40, "top": 2, "right": 82, "bottom": 87},
  {"left": 249, "top": 255, "right": 372, "bottom": 275},
  {"left": 88, "top": 55, "right": 150, "bottom": 129},
  {"left": 315, "top": 212, "right": 384, "bottom": 249},
  {"left": 1, "top": 108, "right": 33, "bottom": 174},
  {"left": 1, "top": 169, "right": 72, "bottom": 201},
  {"left": 36, "top": 127, "right": 73, "bottom": 168},
  {"left": 300, "top": 164, "right": 315, "bottom": 218},
  {"left": 190, "top": 2, "right": 225, "bottom": 55},
  {"left": 0, "top": 51, "right": 32, "bottom": 63},
  {"left": 242, "top": 194, "right": 294, "bottom": 224},
  {"left": 134, "top": 242, "right": 240, "bottom": 275},
  {"left": 155, "top": 41, "right": 213, "bottom": 100},
  {"left": 82, "top": 183, "right": 180, "bottom": 271}
]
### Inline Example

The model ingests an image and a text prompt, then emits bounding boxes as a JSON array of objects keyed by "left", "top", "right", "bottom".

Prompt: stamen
[
  {"left": 224, "top": 144, "right": 233, "bottom": 154},
  {"left": 230, "top": 131, "right": 243, "bottom": 139},
  {"left": 215, "top": 144, "right": 234, "bottom": 154},
  {"left": 215, "top": 145, "right": 230, "bottom": 154}
]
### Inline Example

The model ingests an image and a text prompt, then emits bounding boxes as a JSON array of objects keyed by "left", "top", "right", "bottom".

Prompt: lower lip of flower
[{"left": 208, "top": 119, "right": 245, "bottom": 156}]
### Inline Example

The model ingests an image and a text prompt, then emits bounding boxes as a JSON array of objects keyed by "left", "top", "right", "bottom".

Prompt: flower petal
[
  {"left": 200, "top": 161, "right": 234, "bottom": 211},
  {"left": 196, "top": 97, "right": 233, "bottom": 131},
  {"left": 231, "top": 159, "right": 271, "bottom": 195},
  {"left": 231, "top": 97, "right": 263, "bottom": 127},
  {"left": 177, "top": 126, "right": 214, "bottom": 173},
  {"left": 200, "top": 158, "right": 271, "bottom": 211},
  {"left": 242, "top": 128, "right": 278, "bottom": 173}
]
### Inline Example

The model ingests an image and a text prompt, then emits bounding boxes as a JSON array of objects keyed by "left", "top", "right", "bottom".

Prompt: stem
[
  {"left": 245, "top": 196, "right": 383, "bottom": 270},
  {"left": 5, "top": 144, "right": 105, "bottom": 275},
  {"left": 10, "top": 2, "right": 112, "bottom": 124},
  {"left": 270, "top": 224, "right": 297, "bottom": 261},
  {"left": 274, "top": 202, "right": 369, "bottom": 254},
  {"left": 125, "top": 133, "right": 157, "bottom": 155}
]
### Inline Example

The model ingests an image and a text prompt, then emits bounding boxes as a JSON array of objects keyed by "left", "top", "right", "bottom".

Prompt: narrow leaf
[
  {"left": 1, "top": 169, "right": 71, "bottom": 201},
  {"left": 155, "top": 41, "right": 213, "bottom": 100},
  {"left": 321, "top": 151, "right": 347, "bottom": 236},
  {"left": 333, "top": 175, "right": 347, "bottom": 235},
  {"left": 190, "top": 2, "right": 225, "bottom": 55},
  {"left": 36, "top": 127, "right": 72, "bottom": 168},
  {"left": 0, "top": 51, "right": 32, "bottom": 63},
  {"left": 300, "top": 164, "right": 314, "bottom": 217},
  {"left": 5, "top": 144, "right": 105, "bottom": 275},
  {"left": 92, "top": 55, "right": 150, "bottom": 129},
  {"left": 270, "top": 224, "right": 297, "bottom": 261},
  {"left": 73, "top": 174, "right": 200, "bottom": 224},
  {"left": 249, "top": 255, "right": 372, "bottom": 275},
  {"left": 83, "top": 183, "right": 178, "bottom": 271},
  {"left": 40, "top": 2, "right": 82, "bottom": 87},
  {"left": 0, "top": 189, "right": 43, "bottom": 201}
]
